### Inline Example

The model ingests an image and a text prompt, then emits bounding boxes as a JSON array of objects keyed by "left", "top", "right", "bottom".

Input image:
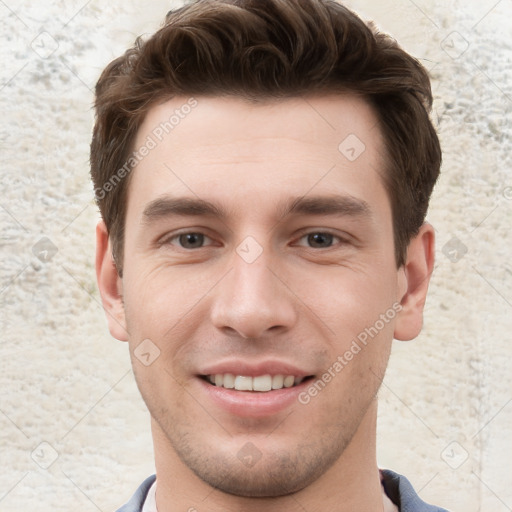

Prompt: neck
[{"left": 152, "top": 400, "right": 384, "bottom": 512}]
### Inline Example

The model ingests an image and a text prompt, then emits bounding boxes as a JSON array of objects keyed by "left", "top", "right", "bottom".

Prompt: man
[{"left": 91, "top": 0, "right": 447, "bottom": 510}]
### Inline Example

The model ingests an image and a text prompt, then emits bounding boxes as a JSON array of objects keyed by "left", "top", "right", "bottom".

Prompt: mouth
[
  {"left": 196, "top": 360, "right": 317, "bottom": 416},
  {"left": 200, "top": 373, "right": 315, "bottom": 392}
]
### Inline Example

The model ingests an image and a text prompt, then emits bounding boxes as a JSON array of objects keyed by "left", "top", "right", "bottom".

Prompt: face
[{"left": 98, "top": 94, "right": 425, "bottom": 497}]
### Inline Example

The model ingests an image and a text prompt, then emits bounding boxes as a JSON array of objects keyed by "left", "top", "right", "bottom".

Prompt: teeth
[
  {"left": 253, "top": 375, "right": 272, "bottom": 392},
  {"left": 223, "top": 373, "right": 235, "bottom": 389},
  {"left": 234, "top": 375, "right": 253, "bottom": 391},
  {"left": 206, "top": 374, "right": 305, "bottom": 392},
  {"left": 272, "top": 374, "right": 283, "bottom": 389},
  {"left": 284, "top": 375, "right": 294, "bottom": 388}
]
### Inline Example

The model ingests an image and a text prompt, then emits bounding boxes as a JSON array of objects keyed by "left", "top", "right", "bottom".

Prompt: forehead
[
  {"left": 137, "top": 93, "right": 383, "bottom": 154},
  {"left": 127, "top": 94, "right": 389, "bottom": 221}
]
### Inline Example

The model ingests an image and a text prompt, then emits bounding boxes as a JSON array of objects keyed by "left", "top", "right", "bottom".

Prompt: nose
[{"left": 210, "top": 242, "right": 297, "bottom": 340}]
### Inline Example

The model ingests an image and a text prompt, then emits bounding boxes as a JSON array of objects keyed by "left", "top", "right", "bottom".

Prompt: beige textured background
[{"left": 1, "top": 1, "right": 511, "bottom": 511}]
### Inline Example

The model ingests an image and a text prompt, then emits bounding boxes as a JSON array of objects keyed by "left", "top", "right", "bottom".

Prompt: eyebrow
[{"left": 142, "top": 194, "right": 372, "bottom": 223}]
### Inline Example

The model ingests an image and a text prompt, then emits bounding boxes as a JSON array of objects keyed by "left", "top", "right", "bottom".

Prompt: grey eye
[
  {"left": 304, "top": 232, "right": 335, "bottom": 248},
  {"left": 178, "top": 233, "right": 205, "bottom": 249}
]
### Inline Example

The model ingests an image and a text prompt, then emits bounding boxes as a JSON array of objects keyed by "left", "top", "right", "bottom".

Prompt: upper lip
[{"left": 198, "top": 359, "right": 313, "bottom": 378}]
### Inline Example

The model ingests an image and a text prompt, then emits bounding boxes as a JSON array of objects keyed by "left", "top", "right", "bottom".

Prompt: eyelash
[{"left": 160, "top": 230, "right": 349, "bottom": 250}]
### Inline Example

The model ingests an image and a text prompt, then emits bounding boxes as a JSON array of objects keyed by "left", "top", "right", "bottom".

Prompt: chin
[{"left": 169, "top": 432, "right": 346, "bottom": 498}]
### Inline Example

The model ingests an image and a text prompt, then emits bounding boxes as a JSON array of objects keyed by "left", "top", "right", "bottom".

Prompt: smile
[{"left": 204, "top": 374, "right": 308, "bottom": 392}]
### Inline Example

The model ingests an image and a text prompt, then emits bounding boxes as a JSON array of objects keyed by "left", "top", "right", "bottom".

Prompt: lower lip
[{"left": 197, "top": 377, "right": 313, "bottom": 418}]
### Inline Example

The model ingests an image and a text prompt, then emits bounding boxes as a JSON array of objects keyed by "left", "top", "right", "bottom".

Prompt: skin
[{"left": 96, "top": 94, "right": 435, "bottom": 512}]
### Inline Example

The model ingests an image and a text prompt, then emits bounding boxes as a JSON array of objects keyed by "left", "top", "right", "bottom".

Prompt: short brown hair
[{"left": 90, "top": 0, "right": 441, "bottom": 274}]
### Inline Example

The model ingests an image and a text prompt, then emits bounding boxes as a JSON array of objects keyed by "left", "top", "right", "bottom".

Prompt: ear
[
  {"left": 394, "top": 222, "right": 435, "bottom": 341},
  {"left": 95, "top": 220, "right": 129, "bottom": 341}
]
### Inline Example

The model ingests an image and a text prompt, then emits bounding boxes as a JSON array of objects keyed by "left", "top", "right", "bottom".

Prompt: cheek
[
  {"left": 123, "top": 264, "right": 209, "bottom": 327},
  {"left": 123, "top": 246, "right": 399, "bottom": 347},
  {"left": 122, "top": 264, "right": 222, "bottom": 377},
  {"left": 289, "top": 263, "right": 399, "bottom": 342}
]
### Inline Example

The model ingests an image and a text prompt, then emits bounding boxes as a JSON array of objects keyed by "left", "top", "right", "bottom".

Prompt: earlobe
[
  {"left": 394, "top": 223, "right": 435, "bottom": 341},
  {"left": 95, "top": 220, "right": 129, "bottom": 341}
]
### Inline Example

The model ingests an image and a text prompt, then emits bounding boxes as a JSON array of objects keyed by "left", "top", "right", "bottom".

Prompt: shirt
[
  {"left": 141, "top": 478, "right": 157, "bottom": 512},
  {"left": 116, "top": 469, "right": 450, "bottom": 512},
  {"left": 134, "top": 477, "right": 398, "bottom": 512}
]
